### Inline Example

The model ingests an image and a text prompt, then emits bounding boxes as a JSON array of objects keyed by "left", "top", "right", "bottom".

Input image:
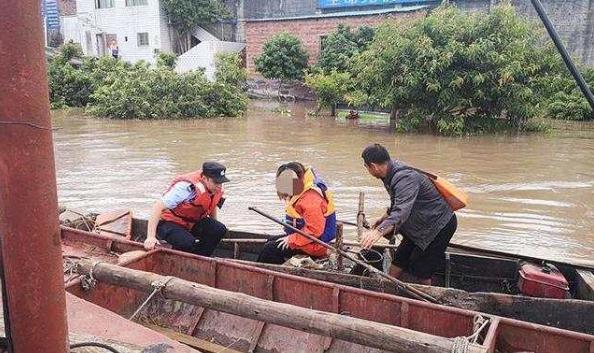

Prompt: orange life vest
[
  {"left": 406, "top": 167, "right": 468, "bottom": 211},
  {"left": 160, "top": 171, "right": 224, "bottom": 229}
]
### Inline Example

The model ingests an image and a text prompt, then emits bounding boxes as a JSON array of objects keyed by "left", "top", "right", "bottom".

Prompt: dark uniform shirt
[{"left": 377, "top": 160, "right": 454, "bottom": 250}]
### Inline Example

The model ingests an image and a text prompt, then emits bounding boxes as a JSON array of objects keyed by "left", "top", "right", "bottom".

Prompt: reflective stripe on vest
[{"left": 284, "top": 168, "right": 337, "bottom": 243}]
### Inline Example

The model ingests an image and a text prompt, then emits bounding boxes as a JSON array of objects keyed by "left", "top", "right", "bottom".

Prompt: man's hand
[
  {"left": 372, "top": 213, "right": 388, "bottom": 229},
  {"left": 361, "top": 229, "right": 383, "bottom": 249},
  {"left": 144, "top": 236, "right": 158, "bottom": 250},
  {"left": 276, "top": 236, "right": 290, "bottom": 251}
]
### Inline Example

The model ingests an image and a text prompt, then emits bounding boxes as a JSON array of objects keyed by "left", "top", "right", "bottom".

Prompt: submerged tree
[
  {"left": 352, "top": 4, "right": 562, "bottom": 135},
  {"left": 317, "top": 25, "right": 375, "bottom": 73},
  {"left": 255, "top": 32, "right": 309, "bottom": 82}
]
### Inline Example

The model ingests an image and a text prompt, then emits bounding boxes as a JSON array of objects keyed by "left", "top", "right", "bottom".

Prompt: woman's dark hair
[
  {"left": 277, "top": 162, "right": 306, "bottom": 178},
  {"left": 361, "top": 144, "right": 391, "bottom": 165}
]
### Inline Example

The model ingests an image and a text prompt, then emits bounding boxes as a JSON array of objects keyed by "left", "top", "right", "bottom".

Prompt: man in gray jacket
[{"left": 360, "top": 144, "right": 457, "bottom": 285}]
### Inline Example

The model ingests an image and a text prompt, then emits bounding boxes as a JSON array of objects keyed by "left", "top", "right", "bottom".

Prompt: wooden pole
[
  {"left": 335, "top": 223, "right": 344, "bottom": 271},
  {"left": 356, "top": 192, "right": 365, "bottom": 242},
  {"left": 74, "top": 260, "right": 484, "bottom": 353},
  {"left": 248, "top": 207, "right": 438, "bottom": 303}
]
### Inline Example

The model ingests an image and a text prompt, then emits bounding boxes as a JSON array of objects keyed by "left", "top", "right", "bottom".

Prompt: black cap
[{"left": 202, "top": 161, "right": 230, "bottom": 184}]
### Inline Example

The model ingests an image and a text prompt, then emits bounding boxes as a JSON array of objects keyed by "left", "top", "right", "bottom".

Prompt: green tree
[
  {"left": 254, "top": 32, "right": 309, "bottom": 82},
  {"left": 161, "top": 0, "right": 229, "bottom": 53},
  {"left": 541, "top": 68, "right": 594, "bottom": 121},
  {"left": 317, "top": 25, "right": 375, "bottom": 73},
  {"left": 48, "top": 42, "right": 92, "bottom": 108},
  {"left": 352, "top": 4, "right": 562, "bottom": 135},
  {"left": 214, "top": 52, "right": 247, "bottom": 88},
  {"left": 305, "top": 70, "right": 352, "bottom": 116},
  {"left": 156, "top": 51, "right": 178, "bottom": 69}
]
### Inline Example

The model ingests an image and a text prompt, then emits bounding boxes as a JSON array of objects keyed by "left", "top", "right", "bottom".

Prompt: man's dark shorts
[{"left": 392, "top": 214, "right": 457, "bottom": 280}]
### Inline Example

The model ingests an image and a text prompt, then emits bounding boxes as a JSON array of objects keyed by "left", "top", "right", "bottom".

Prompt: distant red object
[{"left": 518, "top": 262, "right": 570, "bottom": 299}]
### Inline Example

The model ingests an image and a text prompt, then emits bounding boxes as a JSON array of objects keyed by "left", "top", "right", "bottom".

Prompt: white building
[{"left": 62, "top": 0, "right": 244, "bottom": 79}]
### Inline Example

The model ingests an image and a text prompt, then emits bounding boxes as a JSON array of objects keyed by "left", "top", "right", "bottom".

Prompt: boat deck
[{"left": 61, "top": 227, "right": 594, "bottom": 353}]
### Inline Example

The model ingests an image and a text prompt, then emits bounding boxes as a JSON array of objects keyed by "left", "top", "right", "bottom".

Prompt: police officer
[{"left": 144, "top": 161, "right": 229, "bottom": 256}]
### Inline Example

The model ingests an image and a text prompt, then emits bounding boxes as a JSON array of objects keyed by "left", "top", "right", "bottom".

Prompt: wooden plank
[
  {"left": 76, "top": 259, "right": 486, "bottom": 353},
  {"left": 482, "top": 318, "right": 500, "bottom": 353},
  {"left": 247, "top": 275, "right": 275, "bottom": 353},
  {"left": 145, "top": 323, "right": 245, "bottom": 353},
  {"left": 209, "top": 261, "right": 217, "bottom": 287},
  {"left": 233, "top": 242, "right": 240, "bottom": 259},
  {"left": 577, "top": 270, "right": 594, "bottom": 300},
  {"left": 186, "top": 307, "right": 205, "bottom": 336},
  {"left": 247, "top": 322, "right": 265, "bottom": 353},
  {"left": 400, "top": 302, "right": 409, "bottom": 328}
]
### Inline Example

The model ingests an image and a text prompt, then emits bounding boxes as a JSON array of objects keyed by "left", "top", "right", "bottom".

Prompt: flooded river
[{"left": 53, "top": 101, "right": 594, "bottom": 263}]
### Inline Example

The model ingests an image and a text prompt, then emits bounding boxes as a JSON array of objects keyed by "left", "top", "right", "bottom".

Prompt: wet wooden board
[
  {"left": 94, "top": 209, "right": 133, "bottom": 239},
  {"left": 0, "top": 292, "right": 198, "bottom": 353}
]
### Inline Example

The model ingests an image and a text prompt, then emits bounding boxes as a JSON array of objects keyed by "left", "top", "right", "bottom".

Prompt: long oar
[
  {"left": 339, "top": 219, "right": 370, "bottom": 228},
  {"left": 248, "top": 207, "right": 438, "bottom": 304}
]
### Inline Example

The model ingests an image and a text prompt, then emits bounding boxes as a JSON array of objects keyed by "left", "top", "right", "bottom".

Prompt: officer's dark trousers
[{"left": 156, "top": 218, "right": 227, "bottom": 256}]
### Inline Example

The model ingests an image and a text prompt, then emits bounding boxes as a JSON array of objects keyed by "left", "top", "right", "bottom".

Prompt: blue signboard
[
  {"left": 41, "top": 0, "right": 61, "bottom": 30},
  {"left": 319, "top": 0, "right": 432, "bottom": 9}
]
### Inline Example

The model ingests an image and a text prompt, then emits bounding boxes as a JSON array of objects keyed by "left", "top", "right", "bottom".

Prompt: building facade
[
  {"left": 62, "top": 0, "right": 172, "bottom": 64},
  {"left": 60, "top": 0, "right": 244, "bottom": 78},
  {"left": 241, "top": 0, "right": 594, "bottom": 74},
  {"left": 241, "top": 0, "right": 436, "bottom": 73}
]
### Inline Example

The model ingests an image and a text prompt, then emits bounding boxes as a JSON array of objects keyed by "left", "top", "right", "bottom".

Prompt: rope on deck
[
  {"left": 128, "top": 276, "right": 175, "bottom": 321},
  {"left": 81, "top": 261, "right": 102, "bottom": 291},
  {"left": 451, "top": 314, "right": 490, "bottom": 353},
  {"left": 70, "top": 342, "right": 122, "bottom": 353}
]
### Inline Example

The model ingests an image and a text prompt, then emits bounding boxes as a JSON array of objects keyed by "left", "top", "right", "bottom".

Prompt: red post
[{"left": 0, "top": 1, "right": 69, "bottom": 352}]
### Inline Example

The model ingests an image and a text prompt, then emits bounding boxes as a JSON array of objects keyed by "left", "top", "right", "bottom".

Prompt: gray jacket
[{"left": 377, "top": 160, "right": 454, "bottom": 250}]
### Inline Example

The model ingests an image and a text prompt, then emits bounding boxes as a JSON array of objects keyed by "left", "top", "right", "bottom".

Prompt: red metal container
[{"left": 518, "top": 262, "right": 569, "bottom": 299}]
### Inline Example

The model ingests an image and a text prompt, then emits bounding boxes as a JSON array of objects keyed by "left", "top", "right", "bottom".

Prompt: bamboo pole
[
  {"left": 335, "top": 223, "right": 344, "bottom": 271},
  {"left": 248, "top": 207, "right": 438, "bottom": 303},
  {"left": 74, "top": 260, "right": 484, "bottom": 353},
  {"left": 356, "top": 192, "right": 365, "bottom": 242}
]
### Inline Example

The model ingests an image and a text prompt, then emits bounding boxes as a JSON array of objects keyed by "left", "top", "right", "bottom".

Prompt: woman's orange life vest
[{"left": 160, "top": 171, "right": 224, "bottom": 229}]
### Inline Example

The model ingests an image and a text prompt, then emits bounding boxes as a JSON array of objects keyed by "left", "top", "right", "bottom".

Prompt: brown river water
[{"left": 53, "top": 101, "right": 594, "bottom": 264}]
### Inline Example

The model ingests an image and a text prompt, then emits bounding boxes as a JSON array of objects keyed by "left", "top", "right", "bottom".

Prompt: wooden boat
[
  {"left": 62, "top": 226, "right": 594, "bottom": 353},
  {"left": 123, "top": 218, "right": 594, "bottom": 333},
  {"left": 58, "top": 212, "right": 594, "bottom": 335}
]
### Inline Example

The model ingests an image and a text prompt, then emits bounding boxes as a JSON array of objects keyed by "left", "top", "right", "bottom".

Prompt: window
[
  {"left": 126, "top": 0, "right": 148, "bottom": 6},
  {"left": 137, "top": 32, "right": 149, "bottom": 46},
  {"left": 95, "top": 0, "right": 114, "bottom": 9}
]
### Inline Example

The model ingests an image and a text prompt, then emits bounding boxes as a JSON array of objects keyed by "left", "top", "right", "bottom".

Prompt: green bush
[
  {"left": 351, "top": 4, "right": 562, "bottom": 135},
  {"left": 305, "top": 70, "right": 352, "bottom": 115},
  {"left": 541, "top": 69, "right": 594, "bottom": 120},
  {"left": 49, "top": 44, "right": 247, "bottom": 119},
  {"left": 48, "top": 42, "right": 93, "bottom": 108},
  {"left": 317, "top": 25, "right": 374, "bottom": 73},
  {"left": 156, "top": 51, "right": 178, "bottom": 69},
  {"left": 255, "top": 32, "right": 309, "bottom": 81},
  {"left": 88, "top": 65, "right": 247, "bottom": 119},
  {"left": 215, "top": 53, "right": 247, "bottom": 88}
]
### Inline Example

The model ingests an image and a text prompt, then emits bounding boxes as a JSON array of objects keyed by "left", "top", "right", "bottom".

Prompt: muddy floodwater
[{"left": 53, "top": 101, "right": 594, "bottom": 264}]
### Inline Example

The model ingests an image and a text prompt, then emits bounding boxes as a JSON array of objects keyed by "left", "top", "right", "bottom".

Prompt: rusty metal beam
[{"left": 0, "top": 0, "right": 69, "bottom": 352}]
